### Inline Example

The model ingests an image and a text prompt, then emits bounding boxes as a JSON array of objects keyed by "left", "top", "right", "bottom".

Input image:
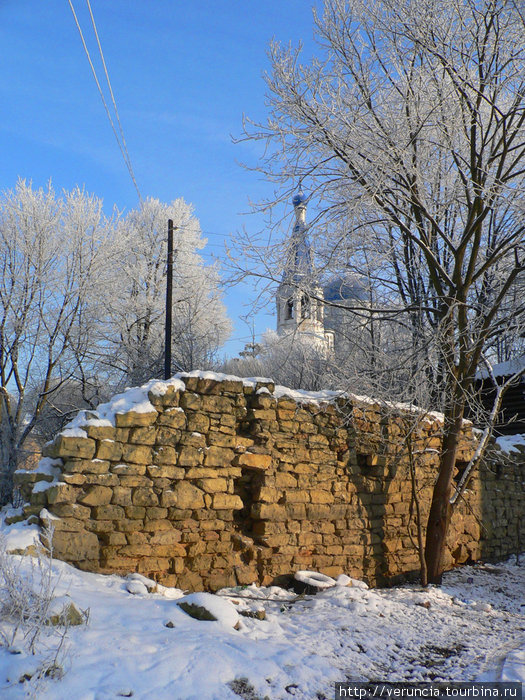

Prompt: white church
[{"left": 275, "top": 191, "right": 366, "bottom": 354}]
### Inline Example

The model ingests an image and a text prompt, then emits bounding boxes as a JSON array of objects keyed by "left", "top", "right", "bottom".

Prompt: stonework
[{"left": 12, "top": 372, "right": 525, "bottom": 591}]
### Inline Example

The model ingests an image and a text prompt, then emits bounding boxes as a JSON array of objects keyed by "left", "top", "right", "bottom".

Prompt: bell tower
[{"left": 276, "top": 193, "right": 334, "bottom": 352}]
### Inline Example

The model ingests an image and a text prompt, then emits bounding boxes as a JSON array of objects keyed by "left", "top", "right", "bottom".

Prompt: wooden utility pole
[{"left": 164, "top": 219, "right": 174, "bottom": 380}]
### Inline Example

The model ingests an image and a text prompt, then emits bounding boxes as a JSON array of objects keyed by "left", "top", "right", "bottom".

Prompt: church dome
[
  {"left": 292, "top": 191, "right": 307, "bottom": 207},
  {"left": 323, "top": 276, "right": 368, "bottom": 304}
]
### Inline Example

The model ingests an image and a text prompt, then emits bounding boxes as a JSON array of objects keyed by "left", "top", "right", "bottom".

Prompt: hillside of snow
[{"left": 0, "top": 520, "right": 523, "bottom": 700}]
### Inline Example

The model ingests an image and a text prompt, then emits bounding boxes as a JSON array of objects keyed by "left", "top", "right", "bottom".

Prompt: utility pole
[{"left": 164, "top": 219, "right": 174, "bottom": 380}]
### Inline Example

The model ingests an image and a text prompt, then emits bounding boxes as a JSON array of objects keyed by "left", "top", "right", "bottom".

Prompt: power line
[
  {"left": 67, "top": 0, "right": 142, "bottom": 202},
  {"left": 85, "top": 0, "right": 140, "bottom": 201}
]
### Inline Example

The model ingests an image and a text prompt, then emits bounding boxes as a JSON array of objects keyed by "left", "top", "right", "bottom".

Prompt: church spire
[{"left": 282, "top": 190, "right": 314, "bottom": 283}]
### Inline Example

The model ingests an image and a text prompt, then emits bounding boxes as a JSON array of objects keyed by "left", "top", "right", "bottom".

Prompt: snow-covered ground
[{"left": 0, "top": 519, "right": 523, "bottom": 700}]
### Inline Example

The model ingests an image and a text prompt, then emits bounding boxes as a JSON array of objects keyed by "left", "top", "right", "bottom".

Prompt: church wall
[{"left": 12, "top": 372, "right": 524, "bottom": 591}]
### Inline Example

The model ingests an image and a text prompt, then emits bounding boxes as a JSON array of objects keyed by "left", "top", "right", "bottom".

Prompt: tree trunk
[
  {"left": 424, "top": 409, "right": 464, "bottom": 584},
  {"left": 0, "top": 390, "right": 18, "bottom": 506}
]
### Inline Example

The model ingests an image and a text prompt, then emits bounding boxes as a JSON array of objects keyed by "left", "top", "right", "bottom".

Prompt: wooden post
[{"left": 164, "top": 219, "right": 174, "bottom": 380}]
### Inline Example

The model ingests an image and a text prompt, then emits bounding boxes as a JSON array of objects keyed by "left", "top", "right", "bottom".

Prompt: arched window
[
  {"left": 300, "top": 294, "right": 310, "bottom": 319},
  {"left": 286, "top": 298, "right": 294, "bottom": 320}
]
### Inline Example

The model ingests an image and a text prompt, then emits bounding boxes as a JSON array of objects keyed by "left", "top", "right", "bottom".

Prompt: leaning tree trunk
[{"left": 424, "top": 405, "right": 464, "bottom": 584}]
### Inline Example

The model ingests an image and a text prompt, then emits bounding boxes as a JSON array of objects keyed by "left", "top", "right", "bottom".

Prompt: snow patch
[
  {"left": 496, "top": 434, "right": 525, "bottom": 454},
  {"left": 177, "top": 591, "right": 240, "bottom": 628},
  {"left": 0, "top": 518, "right": 40, "bottom": 551},
  {"left": 63, "top": 376, "right": 186, "bottom": 431},
  {"left": 60, "top": 427, "right": 88, "bottom": 439}
]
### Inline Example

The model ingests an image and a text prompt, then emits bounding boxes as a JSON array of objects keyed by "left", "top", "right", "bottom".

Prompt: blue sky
[{"left": 0, "top": 0, "right": 320, "bottom": 357}]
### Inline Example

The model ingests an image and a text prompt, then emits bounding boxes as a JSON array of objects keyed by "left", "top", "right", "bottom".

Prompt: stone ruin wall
[{"left": 13, "top": 372, "right": 525, "bottom": 591}]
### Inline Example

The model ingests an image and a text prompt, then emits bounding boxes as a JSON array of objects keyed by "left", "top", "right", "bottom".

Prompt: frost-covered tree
[
  {"left": 0, "top": 186, "right": 231, "bottom": 505},
  {"left": 98, "top": 197, "right": 231, "bottom": 386},
  {"left": 239, "top": 0, "right": 525, "bottom": 582},
  {"left": 0, "top": 180, "right": 114, "bottom": 504}
]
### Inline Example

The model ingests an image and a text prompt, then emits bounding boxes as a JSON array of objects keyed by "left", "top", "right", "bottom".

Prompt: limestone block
[
  {"left": 126, "top": 531, "right": 148, "bottom": 545},
  {"left": 132, "top": 488, "right": 159, "bottom": 507},
  {"left": 115, "top": 410, "right": 158, "bottom": 428},
  {"left": 186, "top": 413, "right": 210, "bottom": 433},
  {"left": 62, "top": 474, "right": 87, "bottom": 486},
  {"left": 206, "top": 432, "right": 236, "bottom": 448},
  {"left": 153, "top": 544, "right": 186, "bottom": 558},
  {"left": 275, "top": 472, "right": 297, "bottom": 488},
  {"left": 157, "top": 408, "right": 187, "bottom": 429},
  {"left": 85, "top": 425, "right": 116, "bottom": 441},
  {"left": 14, "top": 470, "right": 54, "bottom": 486},
  {"left": 167, "top": 507, "right": 193, "bottom": 520},
  {"left": 185, "top": 467, "right": 225, "bottom": 478},
  {"left": 143, "top": 518, "right": 173, "bottom": 532},
  {"left": 196, "top": 478, "right": 228, "bottom": 493},
  {"left": 149, "top": 530, "right": 181, "bottom": 545},
  {"left": 121, "top": 444, "right": 153, "bottom": 465},
  {"left": 147, "top": 386, "right": 180, "bottom": 409},
  {"left": 63, "top": 459, "right": 110, "bottom": 475},
  {"left": 176, "top": 570, "right": 204, "bottom": 591},
  {"left": 284, "top": 490, "right": 310, "bottom": 503},
  {"left": 88, "top": 519, "right": 114, "bottom": 534},
  {"left": 79, "top": 486, "right": 113, "bottom": 507},
  {"left": 187, "top": 540, "right": 207, "bottom": 557},
  {"left": 203, "top": 446, "right": 234, "bottom": 467},
  {"left": 177, "top": 446, "right": 203, "bottom": 467},
  {"left": 251, "top": 503, "right": 287, "bottom": 521},
  {"left": 91, "top": 504, "right": 125, "bottom": 520},
  {"left": 46, "top": 483, "right": 79, "bottom": 505},
  {"left": 180, "top": 432, "right": 207, "bottom": 448},
  {"left": 146, "top": 464, "right": 185, "bottom": 479},
  {"left": 197, "top": 376, "right": 243, "bottom": 395},
  {"left": 202, "top": 395, "right": 234, "bottom": 413},
  {"left": 200, "top": 518, "right": 226, "bottom": 531},
  {"left": 247, "top": 409, "right": 277, "bottom": 421},
  {"left": 235, "top": 452, "right": 272, "bottom": 470},
  {"left": 310, "top": 489, "right": 335, "bottom": 504},
  {"left": 129, "top": 427, "right": 157, "bottom": 445},
  {"left": 118, "top": 475, "right": 153, "bottom": 488},
  {"left": 44, "top": 435, "right": 96, "bottom": 460},
  {"left": 124, "top": 506, "right": 146, "bottom": 520},
  {"left": 154, "top": 427, "right": 181, "bottom": 447},
  {"left": 82, "top": 474, "right": 119, "bottom": 487},
  {"left": 101, "top": 532, "right": 127, "bottom": 546},
  {"left": 29, "top": 491, "right": 48, "bottom": 506},
  {"left": 285, "top": 503, "right": 307, "bottom": 520},
  {"left": 202, "top": 394, "right": 234, "bottom": 414},
  {"left": 119, "top": 544, "right": 153, "bottom": 557},
  {"left": 221, "top": 413, "right": 238, "bottom": 429},
  {"left": 145, "top": 507, "right": 168, "bottom": 519},
  {"left": 52, "top": 529, "right": 99, "bottom": 562},
  {"left": 111, "top": 463, "right": 146, "bottom": 476},
  {"left": 305, "top": 504, "right": 331, "bottom": 519},
  {"left": 162, "top": 481, "right": 204, "bottom": 510},
  {"left": 179, "top": 393, "right": 202, "bottom": 410},
  {"left": 308, "top": 434, "right": 330, "bottom": 447},
  {"left": 116, "top": 518, "right": 143, "bottom": 531},
  {"left": 111, "top": 486, "right": 133, "bottom": 506},
  {"left": 95, "top": 440, "right": 123, "bottom": 461},
  {"left": 50, "top": 503, "right": 91, "bottom": 519},
  {"left": 211, "top": 493, "right": 243, "bottom": 510},
  {"left": 188, "top": 554, "right": 213, "bottom": 570},
  {"left": 252, "top": 486, "right": 281, "bottom": 503}
]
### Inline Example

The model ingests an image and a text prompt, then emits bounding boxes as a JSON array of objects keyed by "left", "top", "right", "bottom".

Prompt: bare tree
[
  {"left": 0, "top": 180, "right": 113, "bottom": 504},
  {"left": 238, "top": 0, "right": 525, "bottom": 582},
  {"left": 96, "top": 197, "right": 231, "bottom": 386}
]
